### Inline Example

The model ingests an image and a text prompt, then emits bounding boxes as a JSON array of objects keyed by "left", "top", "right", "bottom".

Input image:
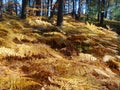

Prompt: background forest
[
  {"left": 0, "top": 0, "right": 120, "bottom": 23},
  {"left": 0, "top": 0, "right": 120, "bottom": 90}
]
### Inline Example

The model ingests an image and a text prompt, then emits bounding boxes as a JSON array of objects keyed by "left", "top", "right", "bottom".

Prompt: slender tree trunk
[
  {"left": 63, "top": 1, "right": 66, "bottom": 14},
  {"left": 57, "top": 0, "right": 63, "bottom": 26},
  {"left": 99, "top": 0, "right": 105, "bottom": 24},
  {"left": 104, "top": 11, "right": 107, "bottom": 18},
  {"left": 8, "top": 1, "right": 14, "bottom": 15},
  {"left": 36, "top": 0, "right": 41, "bottom": 16},
  {"left": 48, "top": 0, "right": 53, "bottom": 16},
  {"left": 78, "top": 0, "right": 81, "bottom": 20},
  {"left": 0, "top": 0, "right": 3, "bottom": 19},
  {"left": 14, "top": 0, "right": 18, "bottom": 15},
  {"left": 68, "top": 0, "right": 69, "bottom": 13},
  {"left": 45, "top": 0, "right": 47, "bottom": 16},
  {"left": 49, "top": 0, "right": 59, "bottom": 19},
  {"left": 50, "top": 0, "right": 53, "bottom": 10},
  {"left": 28, "top": 0, "right": 31, "bottom": 7},
  {"left": 104, "top": 0, "right": 109, "bottom": 18},
  {"left": 43, "top": 1, "right": 45, "bottom": 16},
  {"left": 72, "top": 0, "right": 75, "bottom": 14},
  {"left": 47, "top": 0, "right": 50, "bottom": 16},
  {"left": 86, "top": 0, "right": 89, "bottom": 20},
  {"left": 72, "top": 0, "right": 77, "bottom": 19},
  {"left": 40, "top": 0, "right": 42, "bottom": 16},
  {"left": 21, "top": 0, "right": 28, "bottom": 19},
  {"left": 100, "top": 11, "right": 104, "bottom": 24},
  {"left": 97, "top": 0, "right": 100, "bottom": 21}
]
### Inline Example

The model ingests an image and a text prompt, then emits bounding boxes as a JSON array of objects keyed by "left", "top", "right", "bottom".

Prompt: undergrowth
[{"left": 0, "top": 15, "right": 120, "bottom": 90}]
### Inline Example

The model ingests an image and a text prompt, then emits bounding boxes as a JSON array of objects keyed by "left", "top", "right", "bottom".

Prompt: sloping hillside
[{"left": 0, "top": 15, "right": 120, "bottom": 90}]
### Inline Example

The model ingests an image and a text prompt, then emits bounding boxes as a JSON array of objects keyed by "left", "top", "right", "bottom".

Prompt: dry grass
[{"left": 0, "top": 15, "right": 120, "bottom": 90}]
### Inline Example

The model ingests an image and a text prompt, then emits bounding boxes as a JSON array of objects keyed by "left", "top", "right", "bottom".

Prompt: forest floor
[{"left": 0, "top": 14, "right": 120, "bottom": 90}]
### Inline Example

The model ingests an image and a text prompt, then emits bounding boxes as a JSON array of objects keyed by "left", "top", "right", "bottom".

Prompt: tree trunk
[
  {"left": 99, "top": 0, "right": 105, "bottom": 24},
  {"left": 71, "top": 0, "right": 75, "bottom": 18},
  {"left": 49, "top": 0, "right": 59, "bottom": 19},
  {"left": 14, "top": 0, "right": 18, "bottom": 15},
  {"left": 86, "top": 0, "right": 90, "bottom": 20},
  {"left": 104, "top": 10, "right": 107, "bottom": 18},
  {"left": 0, "top": 0, "right": 3, "bottom": 19},
  {"left": 40, "top": 0, "right": 42, "bottom": 16},
  {"left": 78, "top": 0, "right": 81, "bottom": 20},
  {"left": 68, "top": 0, "right": 69, "bottom": 13},
  {"left": 8, "top": 1, "right": 14, "bottom": 15},
  {"left": 98, "top": 13, "right": 100, "bottom": 21},
  {"left": 28, "top": 0, "right": 31, "bottom": 7},
  {"left": 21, "top": 0, "right": 28, "bottom": 19},
  {"left": 97, "top": 0, "right": 100, "bottom": 21},
  {"left": 50, "top": 0, "right": 53, "bottom": 10},
  {"left": 43, "top": 1, "right": 45, "bottom": 16},
  {"left": 63, "top": 1, "right": 66, "bottom": 14},
  {"left": 72, "top": 0, "right": 75, "bottom": 14},
  {"left": 36, "top": 0, "right": 41, "bottom": 16},
  {"left": 57, "top": 0, "right": 63, "bottom": 26},
  {"left": 45, "top": 0, "right": 47, "bottom": 16},
  {"left": 100, "top": 11, "right": 104, "bottom": 24},
  {"left": 47, "top": 0, "right": 50, "bottom": 16},
  {"left": 105, "top": 0, "right": 110, "bottom": 18}
]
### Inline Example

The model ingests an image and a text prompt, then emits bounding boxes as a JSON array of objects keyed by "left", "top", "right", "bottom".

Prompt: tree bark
[
  {"left": 47, "top": 0, "right": 50, "bottom": 16},
  {"left": 36, "top": 0, "right": 41, "bottom": 16},
  {"left": 57, "top": 0, "right": 63, "bottom": 26},
  {"left": 100, "top": 11, "right": 104, "bottom": 24},
  {"left": 21, "top": 0, "right": 28, "bottom": 19},
  {"left": 97, "top": 0, "right": 100, "bottom": 21},
  {"left": 98, "top": 0, "right": 104, "bottom": 24},
  {"left": 78, "top": 0, "right": 81, "bottom": 20},
  {"left": 72, "top": 0, "right": 75, "bottom": 14},
  {"left": 99, "top": 0, "right": 105, "bottom": 24},
  {"left": 0, "top": 0, "right": 3, "bottom": 19},
  {"left": 14, "top": 0, "right": 18, "bottom": 15}
]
